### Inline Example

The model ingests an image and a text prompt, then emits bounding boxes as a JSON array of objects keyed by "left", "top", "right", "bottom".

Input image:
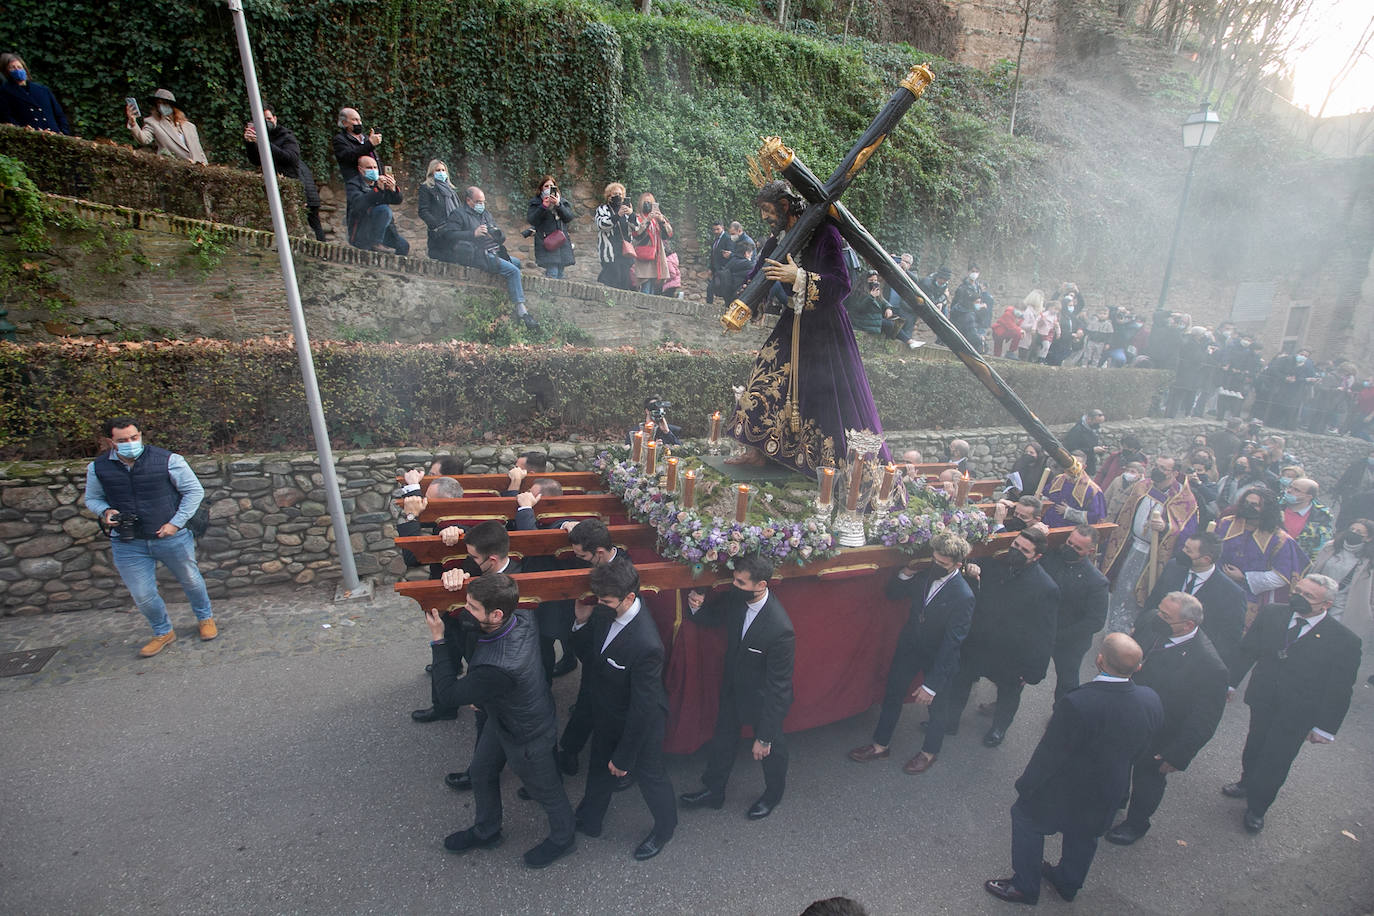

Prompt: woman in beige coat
[
  {"left": 1308, "top": 518, "right": 1374, "bottom": 624},
  {"left": 127, "top": 88, "right": 207, "bottom": 164}
]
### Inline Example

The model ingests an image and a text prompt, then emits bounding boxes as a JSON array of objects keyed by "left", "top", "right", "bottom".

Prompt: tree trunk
[{"left": 1010, "top": 0, "right": 1034, "bottom": 135}]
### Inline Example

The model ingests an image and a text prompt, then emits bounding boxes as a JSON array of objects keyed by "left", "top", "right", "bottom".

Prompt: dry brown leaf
[{"left": 1340, "top": 830, "right": 1358, "bottom": 842}]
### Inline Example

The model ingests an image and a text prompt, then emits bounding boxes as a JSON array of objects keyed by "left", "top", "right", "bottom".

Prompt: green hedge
[
  {"left": 0, "top": 126, "right": 304, "bottom": 232},
  {"left": 0, "top": 340, "right": 1162, "bottom": 459}
]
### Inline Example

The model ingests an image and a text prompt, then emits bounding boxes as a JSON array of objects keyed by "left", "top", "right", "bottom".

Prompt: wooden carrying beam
[
  {"left": 394, "top": 523, "right": 1116, "bottom": 613},
  {"left": 410, "top": 494, "right": 627, "bottom": 525},
  {"left": 397, "top": 524, "right": 659, "bottom": 566},
  {"left": 398, "top": 471, "right": 605, "bottom": 493}
]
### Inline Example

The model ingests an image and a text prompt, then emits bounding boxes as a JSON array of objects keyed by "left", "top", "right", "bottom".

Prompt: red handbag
[{"left": 542, "top": 226, "right": 567, "bottom": 251}]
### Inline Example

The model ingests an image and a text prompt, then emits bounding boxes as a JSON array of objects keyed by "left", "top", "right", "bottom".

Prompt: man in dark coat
[
  {"left": 569, "top": 559, "right": 677, "bottom": 860},
  {"left": 332, "top": 106, "right": 380, "bottom": 178},
  {"left": 1106, "top": 592, "right": 1229, "bottom": 845},
  {"left": 344, "top": 155, "right": 408, "bottom": 256},
  {"left": 929, "top": 527, "right": 1060, "bottom": 750},
  {"left": 426, "top": 573, "right": 577, "bottom": 869},
  {"left": 984, "top": 633, "right": 1162, "bottom": 904},
  {"left": 1222, "top": 574, "right": 1362, "bottom": 834},
  {"left": 847, "top": 531, "right": 976, "bottom": 774},
  {"left": 680, "top": 554, "right": 795, "bottom": 820},
  {"left": 1145, "top": 532, "right": 1246, "bottom": 671},
  {"left": 1040, "top": 525, "right": 1110, "bottom": 701},
  {"left": 1061, "top": 409, "right": 1106, "bottom": 476},
  {"left": 706, "top": 222, "right": 729, "bottom": 304},
  {"left": 0, "top": 53, "right": 70, "bottom": 134},
  {"left": 243, "top": 108, "right": 326, "bottom": 241}
]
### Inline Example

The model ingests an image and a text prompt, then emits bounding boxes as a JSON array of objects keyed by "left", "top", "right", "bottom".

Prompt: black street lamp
[{"left": 1156, "top": 101, "right": 1222, "bottom": 314}]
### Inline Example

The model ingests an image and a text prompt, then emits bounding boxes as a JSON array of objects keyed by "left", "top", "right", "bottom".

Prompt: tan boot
[
  {"left": 139, "top": 630, "right": 177, "bottom": 658},
  {"left": 198, "top": 618, "right": 218, "bottom": 641}
]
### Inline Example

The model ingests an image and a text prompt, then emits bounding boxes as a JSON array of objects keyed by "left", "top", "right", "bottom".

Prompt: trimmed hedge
[
  {"left": 0, "top": 340, "right": 1163, "bottom": 460},
  {"left": 0, "top": 126, "right": 304, "bottom": 232}
]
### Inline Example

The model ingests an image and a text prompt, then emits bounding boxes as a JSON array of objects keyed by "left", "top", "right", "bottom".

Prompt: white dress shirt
[{"left": 742, "top": 591, "right": 768, "bottom": 639}]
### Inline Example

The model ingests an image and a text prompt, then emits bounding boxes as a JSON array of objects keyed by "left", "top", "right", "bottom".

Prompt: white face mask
[
  {"left": 1122, "top": 472, "right": 1140, "bottom": 483},
  {"left": 157, "top": 103, "right": 173, "bottom": 117}
]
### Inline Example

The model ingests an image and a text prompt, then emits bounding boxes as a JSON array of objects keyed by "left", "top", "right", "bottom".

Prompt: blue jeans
[
  {"left": 110, "top": 529, "right": 213, "bottom": 636},
  {"left": 482, "top": 251, "right": 525, "bottom": 305},
  {"left": 351, "top": 205, "right": 410, "bottom": 256},
  {"left": 543, "top": 265, "right": 565, "bottom": 279}
]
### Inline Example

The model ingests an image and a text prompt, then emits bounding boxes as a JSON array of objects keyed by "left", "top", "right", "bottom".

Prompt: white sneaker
[{"left": 907, "top": 339, "right": 924, "bottom": 349}]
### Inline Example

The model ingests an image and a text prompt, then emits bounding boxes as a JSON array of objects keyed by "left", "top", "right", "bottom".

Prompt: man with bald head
[
  {"left": 345, "top": 154, "right": 408, "bottom": 256},
  {"left": 985, "top": 633, "right": 1162, "bottom": 905}
]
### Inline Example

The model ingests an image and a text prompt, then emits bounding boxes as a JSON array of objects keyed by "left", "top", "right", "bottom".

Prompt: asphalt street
[{"left": 2, "top": 590, "right": 1371, "bottom": 915}]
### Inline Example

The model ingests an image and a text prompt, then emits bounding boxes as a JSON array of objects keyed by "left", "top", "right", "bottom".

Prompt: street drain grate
[{"left": 0, "top": 646, "right": 60, "bottom": 677}]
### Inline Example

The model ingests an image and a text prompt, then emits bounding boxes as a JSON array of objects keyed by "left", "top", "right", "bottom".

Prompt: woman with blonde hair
[
  {"left": 594, "top": 182, "right": 635, "bottom": 289},
  {"left": 1017, "top": 290, "right": 1043, "bottom": 361},
  {"left": 417, "top": 158, "right": 463, "bottom": 262},
  {"left": 630, "top": 191, "right": 673, "bottom": 295}
]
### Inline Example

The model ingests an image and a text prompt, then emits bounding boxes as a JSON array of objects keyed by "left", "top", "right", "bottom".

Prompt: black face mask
[
  {"left": 642, "top": 201, "right": 654, "bottom": 215},
  {"left": 733, "top": 585, "right": 762, "bottom": 603},
  {"left": 1058, "top": 544, "right": 1083, "bottom": 563},
  {"left": 1343, "top": 534, "right": 1367, "bottom": 549},
  {"left": 1150, "top": 468, "right": 1168, "bottom": 486},
  {"left": 1238, "top": 504, "right": 1261, "bottom": 520},
  {"left": 609, "top": 195, "right": 622, "bottom": 209},
  {"left": 1289, "top": 593, "right": 1313, "bottom": 616},
  {"left": 1005, "top": 549, "right": 1030, "bottom": 569},
  {"left": 349, "top": 123, "right": 364, "bottom": 135},
  {"left": 458, "top": 609, "right": 481, "bottom": 631}
]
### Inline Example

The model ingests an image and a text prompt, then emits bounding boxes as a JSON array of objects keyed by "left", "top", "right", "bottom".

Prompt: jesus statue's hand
[{"left": 762, "top": 254, "right": 799, "bottom": 287}]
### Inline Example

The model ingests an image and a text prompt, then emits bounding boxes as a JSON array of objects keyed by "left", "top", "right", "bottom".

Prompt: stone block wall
[{"left": 3, "top": 420, "right": 1369, "bottom": 616}]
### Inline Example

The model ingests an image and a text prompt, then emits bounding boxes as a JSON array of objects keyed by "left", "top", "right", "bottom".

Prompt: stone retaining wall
[{"left": 2, "top": 420, "right": 1368, "bottom": 616}]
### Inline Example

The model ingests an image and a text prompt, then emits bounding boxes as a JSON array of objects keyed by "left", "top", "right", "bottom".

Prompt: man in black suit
[
  {"left": 568, "top": 558, "right": 677, "bottom": 860},
  {"left": 680, "top": 554, "right": 795, "bottom": 820},
  {"left": 1040, "top": 525, "right": 1110, "bottom": 701},
  {"left": 1061, "top": 409, "right": 1107, "bottom": 476},
  {"left": 1145, "top": 531, "right": 1246, "bottom": 671},
  {"left": 1222, "top": 573, "right": 1362, "bottom": 833},
  {"left": 985, "top": 634, "right": 1163, "bottom": 905},
  {"left": 847, "top": 531, "right": 976, "bottom": 774},
  {"left": 1106, "top": 592, "right": 1229, "bottom": 845},
  {"left": 934, "top": 527, "right": 1060, "bottom": 750}
]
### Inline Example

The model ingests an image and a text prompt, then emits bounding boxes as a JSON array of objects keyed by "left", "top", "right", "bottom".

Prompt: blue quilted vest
[{"left": 91, "top": 445, "right": 181, "bottom": 539}]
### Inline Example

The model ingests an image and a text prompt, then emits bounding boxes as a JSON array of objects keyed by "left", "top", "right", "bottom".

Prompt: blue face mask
[
  {"left": 10, "top": 68, "right": 27, "bottom": 83},
  {"left": 362, "top": 168, "right": 379, "bottom": 182},
  {"left": 115, "top": 441, "right": 145, "bottom": 460},
  {"left": 434, "top": 171, "right": 447, "bottom": 183},
  {"left": 472, "top": 202, "right": 485, "bottom": 214},
  {"left": 1367, "top": 457, "right": 1374, "bottom": 468},
  {"left": 1278, "top": 491, "right": 1295, "bottom": 506}
]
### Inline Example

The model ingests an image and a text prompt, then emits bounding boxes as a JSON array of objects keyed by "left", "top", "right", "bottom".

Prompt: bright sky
[{"left": 1287, "top": 0, "right": 1374, "bottom": 116}]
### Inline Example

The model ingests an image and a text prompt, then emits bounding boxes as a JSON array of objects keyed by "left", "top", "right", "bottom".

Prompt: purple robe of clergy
[
  {"left": 1040, "top": 472, "right": 1106, "bottom": 528},
  {"left": 729, "top": 221, "right": 887, "bottom": 478},
  {"left": 1214, "top": 515, "right": 1310, "bottom": 606}
]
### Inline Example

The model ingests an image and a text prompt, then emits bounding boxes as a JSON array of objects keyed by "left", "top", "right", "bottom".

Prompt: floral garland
[{"left": 595, "top": 452, "right": 988, "bottom": 569}]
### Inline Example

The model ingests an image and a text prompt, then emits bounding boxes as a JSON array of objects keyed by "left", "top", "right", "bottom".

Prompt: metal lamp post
[{"left": 1156, "top": 102, "right": 1221, "bottom": 313}]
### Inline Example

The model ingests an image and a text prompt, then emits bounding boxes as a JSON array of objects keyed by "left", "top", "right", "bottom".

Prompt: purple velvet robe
[
  {"left": 1040, "top": 471, "right": 1107, "bottom": 527},
  {"left": 1214, "top": 515, "right": 1311, "bottom": 606},
  {"left": 730, "top": 222, "right": 887, "bottom": 478}
]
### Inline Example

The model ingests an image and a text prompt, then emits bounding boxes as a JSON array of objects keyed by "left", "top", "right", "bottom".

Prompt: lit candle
[
  {"left": 735, "top": 484, "right": 751, "bottom": 523},
  {"left": 709, "top": 411, "right": 721, "bottom": 444},
  {"left": 683, "top": 470, "right": 696, "bottom": 509},
  {"left": 847, "top": 458, "right": 865, "bottom": 511},
  {"left": 632, "top": 430, "right": 643, "bottom": 462},
  {"left": 879, "top": 463, "right": 896, "bottom": 501},
  {"left": 665, "top": 456, "right": 679, "bottom": 492},
  {"left": 645, "top": 419, "right": 656, "bottom": 443},
  {"left": 956, "top": 471, "right": 971, "bottom": 507},
  {"left": 819, "top": 467, "right": 836, "bottom": 506},
  {"left": 645, "top": 440, "right": 658, "bottom": 475}
]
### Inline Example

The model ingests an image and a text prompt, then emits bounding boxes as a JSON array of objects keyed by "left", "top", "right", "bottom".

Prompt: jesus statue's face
[{"left": 759, "top": 201, "right": 787, "bottom": 235}]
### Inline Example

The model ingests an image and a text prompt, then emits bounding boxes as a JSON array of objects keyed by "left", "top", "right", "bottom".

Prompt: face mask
[
  {"left": 472, "top": 202, "right": 485, "bottom": 214},
  {"left": 1122, "top": 472, "right": 1139, "bottom": 483},
  {"left": 1296, "top": 355, "right": 1307, "bottom": 364},
  {"left": 609, "top": 195, "right": 622, "bottom": 208},
  {"left": 1059, "top": 544, "right": 1083, "bottom": 563},
  {"left": 1343, "top": 534, "right": 1366, "bottom": 549},
  {"left": 1366, "top": 457, "right": 1374, "bottom": 468},
  {"left": 733, "top": 585, "right": 763, "bottom": 603},
  {"left": 434, "top": 171, "right": 447, "bottom": 183},
  {"left": 115, "top": 441, "right": 144, "bottom": 460},
  {"left": 10, "top": 69, "right": 26, "bottom": 83},
  {"left": 1278, "top": 491, "right": 1295, "bottom": 506},
  {"left": 1238, "top": 504, "right": 1260, "bottom": 520},
  {"left": 642, "top": 201, "right": 654, "bottom": 215},
  {"left": 1005, "top": 549, "right": 1030, "bottom": 569},
  {"left": 362, "top": 168, "right": 379, "bottom": 182},
  {"left": 458, "top": 609, "right": 482, "bottom": 631},
  {"left": 157, "top": 103, "right": 173, "bottom": 118},
  {"left": 969, "top": 272, "right": 979, "bottom": 281},
  {"left": 1149, "top": 468, "right": 1167, "bottom": 486},
  {"left": 349, "top": 123, "right": 364, "bottom": 135},
  {"left": 1289, "top": 593, "right": 1313, "bottom": 616}
]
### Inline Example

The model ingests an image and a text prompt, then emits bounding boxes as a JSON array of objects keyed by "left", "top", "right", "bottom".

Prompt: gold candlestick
[
  {"left": 683, "top": 470, "right": 696, "bottom": 509},
  {"left": 735, "top": 484, "right": 751, "bottom": 523},
  {"left": 665, "top": 457, "right": 679, "bottom": 492}
]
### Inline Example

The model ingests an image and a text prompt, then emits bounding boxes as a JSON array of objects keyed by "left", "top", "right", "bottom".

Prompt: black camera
[
  {"left": 521, "top": 227, "right": 536, "bottom": 238},
  {"left": 113, "top": 511, "right": 142, "bottom": 538},
  {"left": 644, "top": 397, "right": 672, "bottom": 421}
]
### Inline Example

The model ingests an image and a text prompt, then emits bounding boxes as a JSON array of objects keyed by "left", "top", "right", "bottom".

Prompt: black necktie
[
  {"left": 1287, "top": 621, "right": 1305, "bottom": 643},
  {"left": 1184, "top": 572, "right": 1198, "bottom": 594}
]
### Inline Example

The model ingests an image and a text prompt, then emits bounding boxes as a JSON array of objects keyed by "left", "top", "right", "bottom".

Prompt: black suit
[
  {"left": 871, "top": 567, "right": 976, "bottom": 747},
  {"left": 1040, "top": 551, "right": 1110, "bottom": 700},
  {"left": 570, "top": 603, "right": 677, "bottom": 839},
  {"left": 1119, "top": 626, "right": 1229, "bottom": 833},
  {"left": 688, "top": 590, "right": 795, "bottom": 804},
  {"left": 1061, "top": 420, "right": 1102, "bottom": 476},
  {"left": 432, "top": 557, "right": 522, "bottom": 714},
  {"left": 1145, "top": 561, "right": 1246, "bottom": 672},
  {"left": 1009, "top": 679, "right": 1163, "bottom": 901},
  {"left": 930, "top": 557, "right": 1059, "bottom": 750},
  {"left": 1228, "top": 603, "right": 1362, "bottom": 816}
]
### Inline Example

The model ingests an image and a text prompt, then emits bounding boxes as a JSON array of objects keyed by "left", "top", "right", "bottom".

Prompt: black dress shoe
[
  {"left": 411, "top": 706, "right": 458, "bottom": 723},
  {"left": 445, "top": 771, "right": 472, "bottom": 791},
  {"left": 1243, "top": 810, "right": 1264, "bottom": 834},
  {"left": 1105, "top": 821, "right": 1148, "bottom": 846},
  {"left": 425, "top": 663, "right": 433, "bottom": 673},
  {"left": 679, "top": 789, "right": 725, "bottom": 810},
  {"left": 983, "top": 727, "right": 1006, "bottom": 747},
  {"left": 614, "top": 773, "right": 636, "bottom": 792},
  {"left": 1221, "top": 781, "right": 1248, "bottom": 798},
  {"left": 551, "top": 655, "right": 578, "bottom": 678},
  {"left": 633, "top": 831, "right": 671, "bottom": 860},
  {"left": 519, "top": 313, "right": 541, "bottom": 333},
  {"left": 443, "top": 827, "right": 503, "bottom": 853},
  {"left": 1040, "top": 861, "right": 1077, "bottom": 901},
  {"left": 557, "top": 747, "right": 580, "bottom": 776},
  {"left": 983, "top": 878, "right": 1036, "bottom": 904},
  {"left": 746, "top": 797, "right": 778, "bottom": 820},
  {"left": 523, "top": 837, "right": 575, "bottom": 869}
]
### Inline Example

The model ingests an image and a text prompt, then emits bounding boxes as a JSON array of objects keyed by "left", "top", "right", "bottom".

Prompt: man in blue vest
[{"left": 83, "top": 417, "right": 214, "bottom": 658}]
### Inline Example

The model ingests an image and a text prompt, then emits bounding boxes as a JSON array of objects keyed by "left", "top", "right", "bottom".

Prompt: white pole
[{"left": 226, "top": 0, "right": 362, "bottom": 593}]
